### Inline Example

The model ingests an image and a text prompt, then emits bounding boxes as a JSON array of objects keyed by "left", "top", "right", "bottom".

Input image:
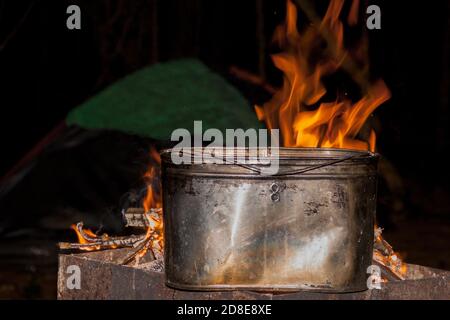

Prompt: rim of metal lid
[{"left": 160, "top": 147, "right": 378, "bottom": 161}]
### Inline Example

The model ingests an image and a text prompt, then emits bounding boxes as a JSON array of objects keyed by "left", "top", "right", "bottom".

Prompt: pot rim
[{"left": 160, "top": 147, "right": 378, "bottom": 162}]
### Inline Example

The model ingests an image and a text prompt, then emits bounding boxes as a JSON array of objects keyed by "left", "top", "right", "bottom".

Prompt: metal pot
[{"left": 161, "top": 147, "right": 378, "bottom": 292}]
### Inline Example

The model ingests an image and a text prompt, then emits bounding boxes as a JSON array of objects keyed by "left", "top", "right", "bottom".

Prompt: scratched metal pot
[{"left": 161, "top": 147, "right": 378, "bottom": 292}]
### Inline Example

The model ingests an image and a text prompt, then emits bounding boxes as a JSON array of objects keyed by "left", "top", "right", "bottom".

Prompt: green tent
[{"left": 67, "top": 59, "right": 262, "bottom": 140}]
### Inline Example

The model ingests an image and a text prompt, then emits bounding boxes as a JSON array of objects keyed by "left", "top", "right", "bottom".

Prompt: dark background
[{"left": 0, "top": 0, "right": 448, "bottom": 298}]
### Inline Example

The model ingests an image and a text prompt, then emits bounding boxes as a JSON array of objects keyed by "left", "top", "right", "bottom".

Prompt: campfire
[
  {"left": 60, "top": 0, "right": 407, "bottom": 286},
  {"left": 60, "top": 147, "right": 164, "bottom": 266}
]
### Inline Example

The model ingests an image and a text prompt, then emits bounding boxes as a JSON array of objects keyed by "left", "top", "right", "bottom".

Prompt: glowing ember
[{"left": 255, "top": 0, "right": 391, "bottom": 151}]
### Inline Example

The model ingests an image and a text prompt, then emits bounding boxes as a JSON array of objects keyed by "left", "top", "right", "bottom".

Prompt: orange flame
[
  {"left": 143, "top": 147, "right": 162, "bottom": 212},
  {"left": 70, "top": 224, "right": 93, "bottom": 244},
  {"left": 256, "top": 0, "right": 391, "bottom": 151},
  {"left": 70, "top": 224, "right": 103, "bottom": 251},
  {"left": 142, "top": 147, "right": 164, "bottom": 253},
  {"left": 374, "top": 225, "right": 408, "bottom": 279}
]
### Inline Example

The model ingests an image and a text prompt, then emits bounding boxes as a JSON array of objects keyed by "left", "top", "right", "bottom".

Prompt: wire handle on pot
[
  {"left": 237, "top": 154, "right": 362, "bottom": 176},
  {"left": 178, "top": 149, "right": 368, "bottom": 176}
]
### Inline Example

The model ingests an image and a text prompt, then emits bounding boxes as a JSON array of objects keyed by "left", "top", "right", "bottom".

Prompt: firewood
[
  {"left": 121, "top": 211, "right": 163, "bottom": 265},
  {"left": 373, "top": 260, "right": 403, "bottom": 281},
  {"left": 58, "top": 233, "right": 146, "bottom": 250},
  {"left": 373, "top": 226, "right": 407, "bottom": 280},
  {"left": 124, "top": 208, "right": 161, "bottom": 228}
]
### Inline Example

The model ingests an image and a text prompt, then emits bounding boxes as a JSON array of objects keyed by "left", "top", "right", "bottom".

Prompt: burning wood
[
  {"left": 60, "top": 146, "right": 164, "bottom": 265},
  {"left": 59, "top": 210, "right": 163, "bottom": 265},
  {"left": 59, "top": 225, "right": 145, "bottom": 250},
  {"left": 121, "top": 209, "right": 163, "bottom": 265},
  {"left": 124, "top": 208, "right": 160, "bottom": 228},
  {"left": 373, "top": 226, "right": 408, "bottom": 280},
  {"left": 61, "top": 222, "right": 143, "bottom": 251}
]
